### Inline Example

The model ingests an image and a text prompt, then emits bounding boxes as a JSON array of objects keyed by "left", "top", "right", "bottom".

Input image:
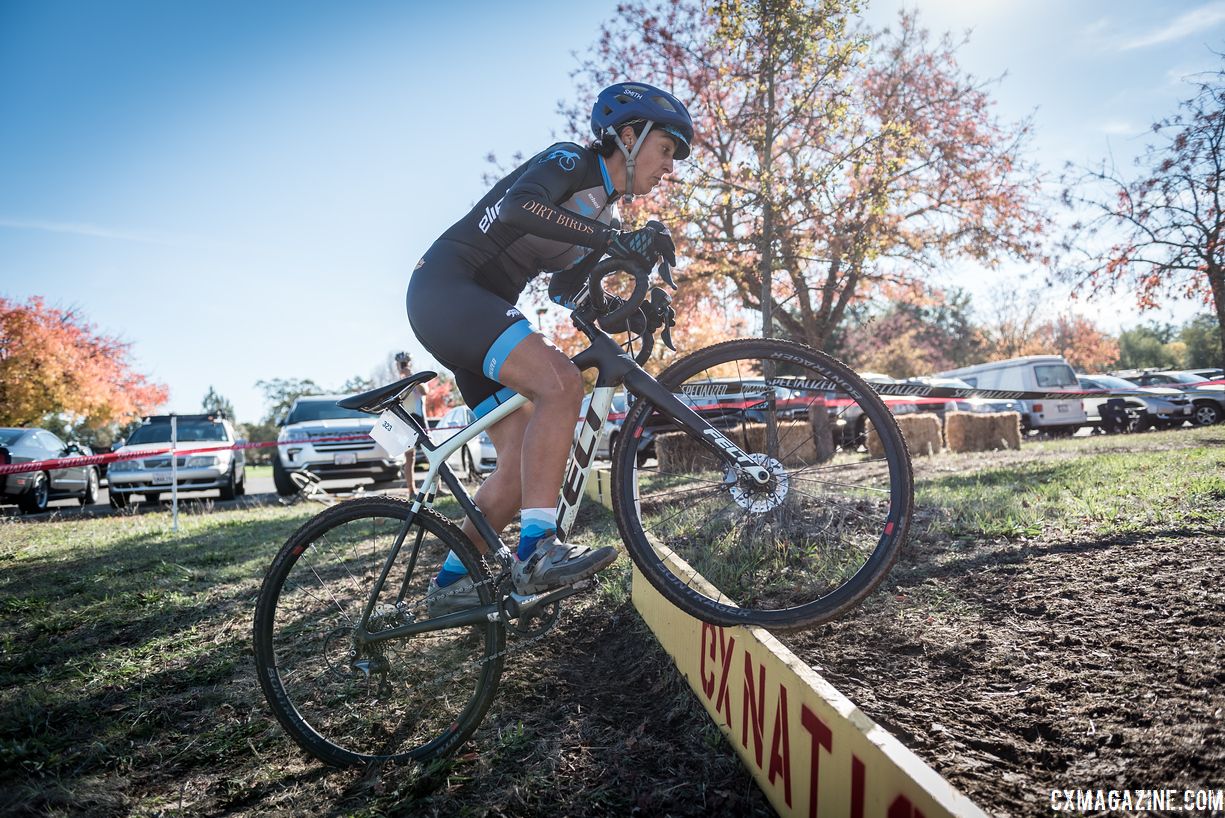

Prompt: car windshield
[
  {"left": 127, "top": 420, "right": 228, "bottom": 444},
  {"left": 1164, "top": 372, "right": 1208, "bottom": 384},
  {"left": 1086, "top": 375, "right": 1142, "bottom": 390},
  {"left": 0, "top": 430, "right": 26, "bottom": 446},
  {"left": 286, "top": 401, "right": 371, "bottom": 424},
  {"left": 1034, "top": 364, "right": 1078, "bottom": 388}
]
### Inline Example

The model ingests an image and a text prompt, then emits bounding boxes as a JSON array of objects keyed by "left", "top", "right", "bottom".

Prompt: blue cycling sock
[
  {"left": 518, "top": 507, "right": 556, "bottom": 561},
  {"left": 435, "top": 550, "right": 469, "bottom": 587}
]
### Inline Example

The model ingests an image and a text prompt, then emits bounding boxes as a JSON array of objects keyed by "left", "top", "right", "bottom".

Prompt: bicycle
[{"left": 253, "top": 258, "right": 914, "bottom": 767}]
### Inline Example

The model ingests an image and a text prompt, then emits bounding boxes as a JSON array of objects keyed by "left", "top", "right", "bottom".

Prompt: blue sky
[{"left": 2, "top": 0, "right": 1222, "bottom": 422}]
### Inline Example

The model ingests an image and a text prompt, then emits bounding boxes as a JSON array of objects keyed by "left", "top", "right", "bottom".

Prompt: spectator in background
[{"left": 395, "top": 352, "right": 427, "bottom": 493}]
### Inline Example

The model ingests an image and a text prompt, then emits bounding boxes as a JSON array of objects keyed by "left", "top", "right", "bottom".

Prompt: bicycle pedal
[{"left": 504, "top": 580, "right": 592, "bottom": 617}]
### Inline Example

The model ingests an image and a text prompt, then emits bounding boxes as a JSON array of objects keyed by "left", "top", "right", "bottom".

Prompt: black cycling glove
[{"left": 607, "top": 220, "right": 677, "bottom": 269}]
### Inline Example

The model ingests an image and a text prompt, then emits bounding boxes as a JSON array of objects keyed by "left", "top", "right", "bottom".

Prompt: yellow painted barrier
[
  {"left": 632, "top": 556, "right": 987, "bottom": 818},
  {"left": 587, "top": 468, "right": 986, "bottom": 817}
]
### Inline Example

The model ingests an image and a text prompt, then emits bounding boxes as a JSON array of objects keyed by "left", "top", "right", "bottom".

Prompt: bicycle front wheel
[
  {"left": 253, "top": 497, "right": 505, "bottom": 766},
  {"left": 611, "top": 338, "right": 913, "bottom": 630}
]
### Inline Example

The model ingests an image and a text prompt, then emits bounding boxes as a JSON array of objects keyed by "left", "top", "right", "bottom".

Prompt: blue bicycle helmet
[{"left": 591, "top": 82, "right": 693, "bottom": 160}]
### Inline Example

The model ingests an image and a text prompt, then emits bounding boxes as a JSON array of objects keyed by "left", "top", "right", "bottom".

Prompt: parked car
[
  {"left": 1184, "top": 367, "right": 1223, "bottom": 381},
  {"left": 108, "top": 414, "right": 246, "bottom": 507},
  {"left": 1077, "top": 374, "right": 1193, "bottom": 431},
  {"left": 577, "top": 391, "right": 632, "bottom": 460},
  {"left": 1112, "top": 370, "right": 1225, "bottom": 426},
  {"left": 273, "top": 396, "right": 405, "bottom": 496},
  {"left": 903, "top": 376, "right": 1023, "bottom": 421},
  {"left": 434, "top": 405, "right": 498, "bottom": 482},
  {"left": 936, "top": 355, "right": 1088, "bottom": 435},
  {"left": 674, "top": 375, "right": 918, "bottom": 450},
  {"left": 0, "top": 428, "right": 100, "bottom": 513}
]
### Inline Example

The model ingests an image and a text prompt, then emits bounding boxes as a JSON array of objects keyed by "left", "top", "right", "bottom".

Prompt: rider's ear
[{"left": 618, "top": 125, "right": 636, "bottom": 150}]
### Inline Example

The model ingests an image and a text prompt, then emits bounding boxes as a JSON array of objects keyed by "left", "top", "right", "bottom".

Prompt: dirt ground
[
  {"left": 4, "top": 431, "right": 1221, "bottom": 817},
  {"left": 782, "top": 436, "right": 1225, "bottom": 816}
]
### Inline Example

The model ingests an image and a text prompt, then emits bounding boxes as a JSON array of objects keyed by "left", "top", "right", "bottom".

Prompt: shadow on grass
[{"left": 0, "top": 511, "right": 309, "bottom": 816}]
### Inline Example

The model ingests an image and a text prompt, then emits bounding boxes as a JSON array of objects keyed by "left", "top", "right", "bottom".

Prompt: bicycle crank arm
[{"left": 502, "top": 580, "right": 593, "bottom": 619}]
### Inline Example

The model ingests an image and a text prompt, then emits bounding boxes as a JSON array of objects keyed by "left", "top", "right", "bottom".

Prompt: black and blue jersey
[
  {"left": 437, "top": 142, "right": 619, "bottom": 302},
  {"left": 407, "top": 142, "right": 620, "bottom": 414}
]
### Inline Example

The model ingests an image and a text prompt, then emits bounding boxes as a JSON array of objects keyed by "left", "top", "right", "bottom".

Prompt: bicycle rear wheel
[
  {"left": 611, "top": 338, "right": 913, "bottom": 630},
  {"left": 253, "top": 496, "right": 504, "bottom": 766}
]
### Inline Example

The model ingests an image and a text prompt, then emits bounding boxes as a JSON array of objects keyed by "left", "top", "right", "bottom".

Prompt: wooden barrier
[
  {"left": 584, "top": 468, "right": 987, "bottom": 817},
  {"left": 632, "top": 550, "right": 988, "bottom": 818}
]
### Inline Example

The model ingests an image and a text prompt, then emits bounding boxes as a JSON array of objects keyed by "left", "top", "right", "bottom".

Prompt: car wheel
[
  {"left": 219, "top": 466, "right": 238, "bottom": 501},
  {"left": 80, "top": 468, "right": 99, "bottom": 506},
  {"left": 109, "top": 490, "right": 129, "bottom": 509},
  {"left": 18, "top": 472, "right": 50, "bottom": 514},
  {"left": 1193, "top": 401, "right": 1222, "bottom": 426},
  {"left": 144, "top": 492, "right": 161, "bottom": 504},
  {"left": 235, "top": 467, "right": 246, "bottom": 496},
  {"left": 272, "top": 458, "right": 299, "bottom": 496}
]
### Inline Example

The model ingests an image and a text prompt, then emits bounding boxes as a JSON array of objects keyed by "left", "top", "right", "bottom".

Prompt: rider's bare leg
[{"left": 493, "top": 333, "right": 583, "bottom": 509}]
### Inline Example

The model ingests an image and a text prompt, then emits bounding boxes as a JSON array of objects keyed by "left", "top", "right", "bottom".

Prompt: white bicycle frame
[{"left": 408, "top": 386, "right": 618, "bottom": 552}]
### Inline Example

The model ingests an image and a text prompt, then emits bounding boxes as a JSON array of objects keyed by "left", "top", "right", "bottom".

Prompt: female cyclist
[{"left": 407, "top": 82, "right": 693, "bottom": 613}]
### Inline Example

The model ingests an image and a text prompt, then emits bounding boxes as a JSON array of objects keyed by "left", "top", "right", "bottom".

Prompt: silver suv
[
  {"left": 273, "top": 395, "right": 405, "bottom": 496},
  {"left": 1114, "top": 370, "right": 1225, "bottom": 426},
  {"left": 108, "top": 414, "right": 246, "bottom": 507},
  {"left": 1078, "top": 375, "right": 1193, "bottom": 430}
]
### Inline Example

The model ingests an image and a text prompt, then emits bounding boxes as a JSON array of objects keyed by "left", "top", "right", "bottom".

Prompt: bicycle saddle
[{"left": 336, "top": 371, "right": 436, "bottom": 415}]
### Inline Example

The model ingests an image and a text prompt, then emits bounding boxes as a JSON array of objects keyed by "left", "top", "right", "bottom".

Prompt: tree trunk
[{"left": 1209, "top": 264, "right": 1225, "bottom": 371}]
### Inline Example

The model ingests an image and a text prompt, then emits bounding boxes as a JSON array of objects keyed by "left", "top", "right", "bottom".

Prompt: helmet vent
[{"left": 651, "top": 96, "right": 677, "bottom": 112}]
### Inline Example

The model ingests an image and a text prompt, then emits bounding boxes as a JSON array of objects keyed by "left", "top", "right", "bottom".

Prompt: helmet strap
[{"left": 608, "top": 120, "right": 655, "bottom": 204}]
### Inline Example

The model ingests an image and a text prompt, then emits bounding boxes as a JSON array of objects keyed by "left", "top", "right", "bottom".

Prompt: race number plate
[{"left": 369, "top": 410, "right": 419, "bottom": 457}]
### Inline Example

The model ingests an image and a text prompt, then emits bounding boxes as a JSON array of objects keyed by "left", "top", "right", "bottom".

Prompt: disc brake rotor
[{"left": 727, "top": 453, "right": 790, "bottom": 513}]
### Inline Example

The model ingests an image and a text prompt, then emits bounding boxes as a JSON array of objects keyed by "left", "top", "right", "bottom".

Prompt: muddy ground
[{"left": 782, "top": 436, "right": 1225, "bottom": 816}]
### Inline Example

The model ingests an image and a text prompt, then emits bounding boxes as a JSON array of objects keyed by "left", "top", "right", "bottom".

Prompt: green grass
[
  {"left": 244, "top": 464, "right": 272, "bottom": 479},
  {"left": 916, "top": 426, "right": 1225, "bottom": 541}
]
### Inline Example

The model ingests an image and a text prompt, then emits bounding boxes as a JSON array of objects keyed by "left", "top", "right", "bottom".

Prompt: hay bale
[
  {"left": 945, "top": 411, "right": 1023, "bottom": 453},
  {"left": 655, "top": 420, "right": 829, "bottom": 471},
  {"left": 867, "top": 412, "right": 943, "bottom": 457}
]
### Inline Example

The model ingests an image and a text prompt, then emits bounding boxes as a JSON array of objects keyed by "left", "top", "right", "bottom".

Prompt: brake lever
[
  {"left": 661, "top": 325, "right": 675, "bottom": 351},
  {"left": 656, "top": 261, "right": 677, "bottom": 290}
]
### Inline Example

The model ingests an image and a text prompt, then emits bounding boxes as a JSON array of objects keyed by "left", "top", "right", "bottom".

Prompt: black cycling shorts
[{"left": 406, "top": 241, "right": 535, "bottom": 416}]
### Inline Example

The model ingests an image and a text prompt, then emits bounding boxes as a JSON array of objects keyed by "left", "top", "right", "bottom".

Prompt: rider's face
[{"left": 621, "top": 128, "right": 677, "bottom": 195}]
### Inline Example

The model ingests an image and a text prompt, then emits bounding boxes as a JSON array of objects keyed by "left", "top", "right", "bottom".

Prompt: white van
[{"left": 935, "top": 355, "right": 1087, "bottom": 434}]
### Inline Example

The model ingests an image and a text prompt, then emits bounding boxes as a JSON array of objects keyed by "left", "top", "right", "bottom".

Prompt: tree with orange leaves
[
  {"left": 0, "top": 296, "right": 167, "bottom": 429},
  {"left": 565, "top": 0, "right": 1046, "bottom": 352},
  {"left": 1060, "top": 64, "right": 1225, "bottom": 370}
]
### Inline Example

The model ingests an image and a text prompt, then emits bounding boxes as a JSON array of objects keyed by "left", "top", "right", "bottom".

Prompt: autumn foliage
[
  {"left": 567, "top": 0, "right": 1046, "bottom": 352},
  {"left": 0, "top": 297, "right": 167, "bottom": 429},
  {"left": 1061, "top": 62, "right": 1225, "bottom": 369}
]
